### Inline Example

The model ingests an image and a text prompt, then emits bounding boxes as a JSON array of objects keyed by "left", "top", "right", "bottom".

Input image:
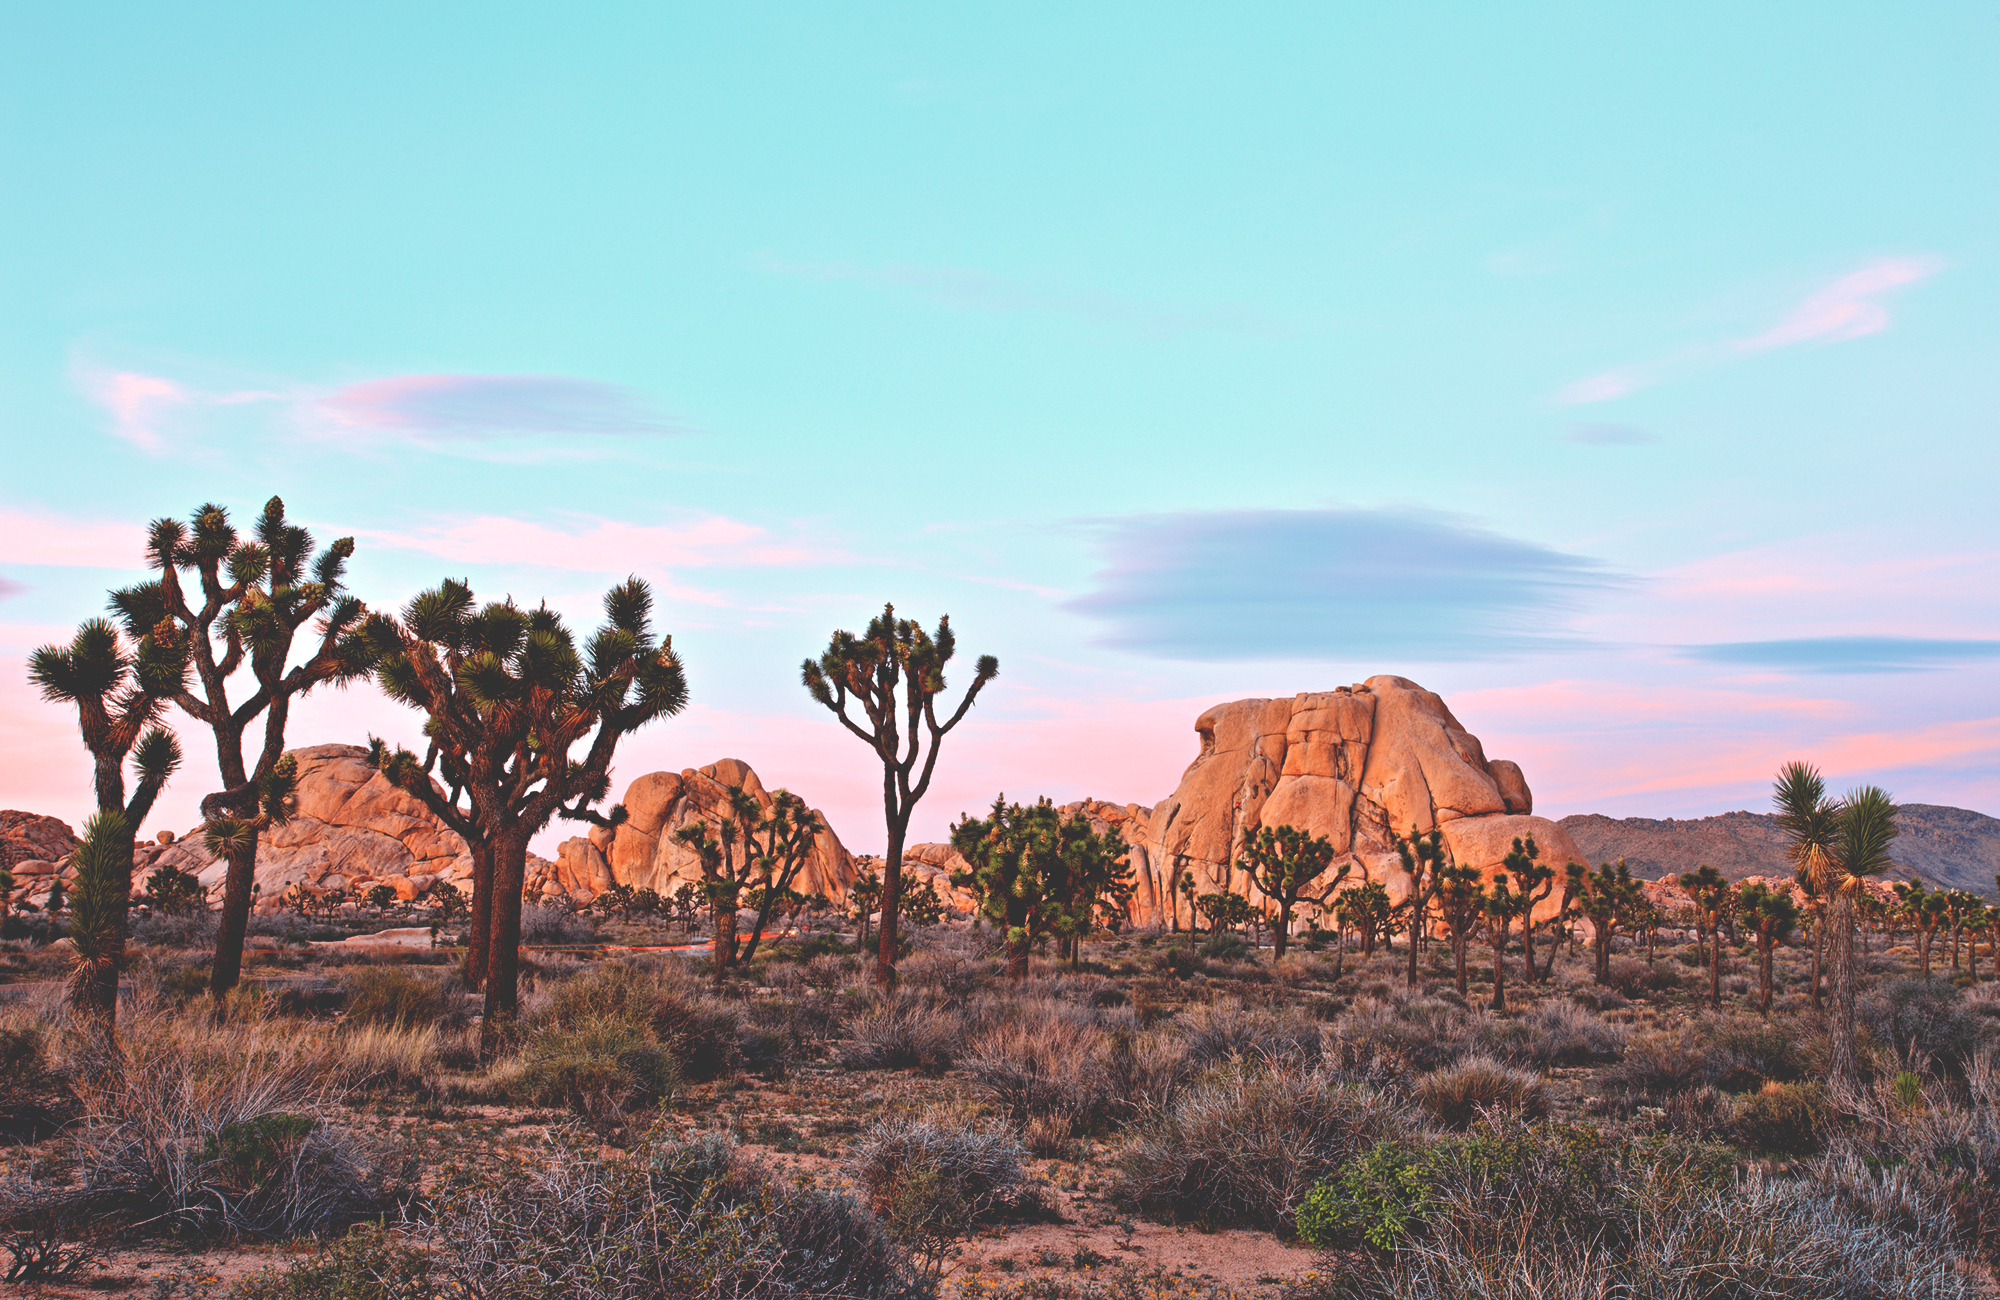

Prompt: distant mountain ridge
[{"left": 1557, "top": 804, "right": 2000, "bottom": 899}]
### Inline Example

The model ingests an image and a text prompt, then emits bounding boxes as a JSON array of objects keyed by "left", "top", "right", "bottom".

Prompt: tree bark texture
[
  {"left": 1829, "top": 893, "right": 1860, "bottom": 1090},
  {"left": 480, "top": 829, "right": 529, "bottom": 1056},
  {"left": 209, "top": 825, "right": 261, "bottom": 997}
]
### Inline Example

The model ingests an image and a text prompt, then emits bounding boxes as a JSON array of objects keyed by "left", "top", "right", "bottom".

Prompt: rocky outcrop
[
  {"left": 561, "top": 758, "right": 856, "bottom": 904},
  {"left": 2, "top": 810, "right": 82, "bottom": 909},
  {"left": 141, "top": 744, "right": 560, "bottom": 911},
  {"left": 1136, "top": 677, "right": 1585, "bottom": 927}
]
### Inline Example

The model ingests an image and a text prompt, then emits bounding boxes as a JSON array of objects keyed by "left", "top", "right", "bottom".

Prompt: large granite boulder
[
  {"left": 2, "top": 810, "right": 83, "bottom": 909},
  {"left": 1135, "top": 676, "right": 1584, "bottom": 927},
  {"left": 560, "top": 758, "right": 856, "bottom": 903},
  {"left": 141, "top": 744, "right": 560, "bottom": 910}
]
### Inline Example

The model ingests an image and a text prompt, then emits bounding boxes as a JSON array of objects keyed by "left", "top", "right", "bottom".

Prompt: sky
[{"left": 3, "top": 4, "right": 1997, "bottom": 856}]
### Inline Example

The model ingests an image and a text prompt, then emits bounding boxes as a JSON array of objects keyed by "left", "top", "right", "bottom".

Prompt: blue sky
[{"left": 4, "top": 4, "right": 1997, "bottom": 853}]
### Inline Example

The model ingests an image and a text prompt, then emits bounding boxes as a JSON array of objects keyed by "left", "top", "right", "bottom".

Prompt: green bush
[
  {"left": 539, "top": 962, "right": 741, "bottom": 1080},
  {"left": 1297, "top": 1140, "right": 1432, "bottom": 1252},
  {"left": 1200, "top": 932, "right": 1252, "bottom": 962},
  {"left": 516, "top": 1018, "right": 681, "bottom": 1139}
]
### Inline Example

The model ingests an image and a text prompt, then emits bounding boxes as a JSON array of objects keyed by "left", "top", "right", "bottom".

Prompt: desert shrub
[
  {"left": 839, "top": 991, "right": 959, "bottom": 1075},
  {"left": 341, "top": 967, "right": 448, "bottom": 1030},
  {"left": 1200, "top": 933, "right": 1251, "bottom": 962},
  {"left": 518, "top": 903, "right": 598, "bottom": 947},
  {"left": 849, "top": 1114, "right": 1056, "bottom": 1233},
  {"left": 1296, "top": 1138, "right": 1433, "bottom": 1253},
  {"left": 1413, "top": 1057, "right": 1548, "bottom": 1130},
  {"left": 965, "top": 1003, "right": 1113, "bottom": 1141},
  {"left": 430, "top": 1130, "right": 924, "bottom": 1299},
  {"left": 1114, "top": 1061, "right": 1412, "bottom": 1232},
  {"left": 60, "top": 1011, "right": 392, "bottom": 1238},
  {"left": 1732, "top": 1081, "right": 1833, "bottom": 1155},
  {"left": 1602, "top": 1013, "right": 1803, "bottom": 1098},
  {"left": 898, "top": 947, "right": 995, "bottom": 1001},
  {"left": 128, "top": 907, "right": 219, "bottom": 949},
  {"left": 1862, "top": 978, "right": 1985, "bottom": 1074},
  {"left": 1177, "top": 999, "right": 1323, "bottom": 1068},
  {"left": 538, "top": 962, "right": 740, "bottom": 1081},
  {"left": 1333, "top": 992, "right": 1472, "bottom": 1072},
  {"left": 1604, "top": 955, "right": 1675, "bottom": 997},
  {"left": 516, "top": 1018, "right": 681, "bottom": 1139},
  {"left": 1155, "top": 947, "right": 1202, "bottom": 979},
  {"left": 1476, "top": 1000, "right": 1623, "bottom": 1068}
]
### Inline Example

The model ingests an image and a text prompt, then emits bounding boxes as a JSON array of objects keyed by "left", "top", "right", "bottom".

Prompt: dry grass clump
[
  {"left": 1115, "top": 1060, "right": 1411, "bottom": 1232},
  {"left": 1412, "top": 1057, "right": 1548, "bottom": 1129},
  {"left": 340, "top": 966, "right": 452, "bottom": 1030},
  {"left": 1600, "top": 1012, "right": 1807, "bottom": 1100},
  {"left": 1176, "top": 998, "right": 1323, "bottom": 1068},
  {"left": 849, "top": 1112, "right": 1057, "bottom": 1232},
  {"left": 1476, "top": 1000, "right": 1625, "bottom": 1069},
  {"left": 1331, "top": 991, "right": 1473, "bottom": 1072},
  {"left": 839, "top": 990, "right": 962, "bottom": 1075},
  {"left": 32, "top": 1007, "right": 404, "bottom": 1239}
]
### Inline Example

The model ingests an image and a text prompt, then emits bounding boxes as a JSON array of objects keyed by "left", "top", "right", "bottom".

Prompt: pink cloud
[
  {"left": 0, "top": 507, "right": 148, "bottom": 569},
  {"left": 87, "top": 371, "right": 185, "bottom": 450},
  {"left": 1552, "top": 256, "right": 1941, "bottom": 405},
  {"left": 1735, "top": 257, "right": 1941, "bottom": 352}
]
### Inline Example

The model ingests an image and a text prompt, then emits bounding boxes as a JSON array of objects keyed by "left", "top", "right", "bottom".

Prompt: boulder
[
  {"left": 1137, "top": 676, "right": 1583, "bottom": 928},
  {"left": 596, "top": 759, "right": 857, "bottom": 902}
]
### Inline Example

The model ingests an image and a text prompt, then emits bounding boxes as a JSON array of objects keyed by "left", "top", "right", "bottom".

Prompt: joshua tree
[
  {"left": 1498, "top": 836, "right": 1557, "bottom": 982},
  {"left": 1040, "top": 815, "right": 1135, "bottom": 965},
  {"left": 1392, "top": 827, "right": 1446, "bottom": 987},
  {"left": 1777, "top": 764, "right": 1899, "bottom": 1090},
  {"left": 738, "top": 795, "right": 824, "bottom": 963},
  {"left": 1339, "top": 881, "right": 1394, "bottom": 960},
  {"left": 674, "top": 785, "right": 760, "bottom": 983},
  {"left": 1945, "top": 889, "right": 1982, "bottom": 970},
  {"left": 676, "top": 785, "right": 824, "bottom": 969},
  {"left": 1893, "top": 880, "right": 1945, "bottom": 977},
  {"left": 951, "top": 796, "right": 1049, "bottom": 980},
  {"left": 1737, "top": 881, "right": 1799, "bottom": 1013},
  {"left": 1480, "top": 864, "right": 1534, "bottom": 1011},
  {"left": 109, "top": 499, "right": 370, "bottom": 998},
  {"left": 64, "top": 809, "right": 132, "bottom": 1033},
  {"left": 1175, "top": 866, "right": 1199, "bottom": 950},
  {"left": 802, "top": 604, "right": 997, "bottom": 988},
  {"left": 1433, "top": 860, "right": 1485, "bottom": 998},
  {"left": 1237, "top": 824, "right": 1350, "bottom": 959},
  {"left": 30, "top": 616, "right": 186, "bottom": 1022},
  {"left": 849, "top": 869, "right": 882, "bottom": 949},
  {"left": 1678, "top": 865, "right": 1731, "bottom": 1009},
  {"left": 1195, "top": 889, "right": 1252, "bottom": 937},
  {"left": 364, "top": 577, "right": 687, "bottom": 1051},
  {"left": 1570, "top": 858, "right": 1639, "bottom": 985}
]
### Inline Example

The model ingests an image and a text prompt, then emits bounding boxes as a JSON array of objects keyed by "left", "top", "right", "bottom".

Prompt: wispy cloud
[
  {"left": 362, "top": 512, "right": 833, "bottom": 577},
  {"left": 1683, "top": 636, "right": 2000, "bottom": 674},
  {"left": 758, "top": 255, "right": 1288, "bottom": 338},
  {"left": 0, "top": 578, "right": 24, "bottom": 599},
  {"left": 1555, "top": 257, "right": 1941, "bottom": 406},
  {"left": 315, "top": 375, "right": 676, "bottom": 439},
  {"left": 1067, "top": 508, "right": 1617, "bottom": 662}
]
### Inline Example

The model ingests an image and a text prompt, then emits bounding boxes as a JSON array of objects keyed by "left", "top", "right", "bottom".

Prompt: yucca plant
[
  {"left": 1738, "top": 880, "right": 1799, "bottom": 1013},
  {"left": 29, "top": 613, "right": 186, "bottom": 1023},
  {"left": 361, "top": 576, "right": 686, "bottom": 1054},
  {"left": 803, "top": 604, "right": 997, "bottom": 988},
  {"left": 108, "top": 498, "right": 371, "bottom": 998},
  {"left": 65, "top": 810, "right": 132, "bottom": 1034}
]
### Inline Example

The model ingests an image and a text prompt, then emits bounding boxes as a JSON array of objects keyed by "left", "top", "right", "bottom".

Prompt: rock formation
[
  {"left": 141, "top": 744, "right": 559, "bottom": 910},
  {"left": 2, "top": 810, "right": 82, "bottom": 909},
  {"left": 557, "top": 758, "right": 856, "bottom": 904},
  {"left": 1132, "top": 676, "right": 1585, "bottom": 927}
]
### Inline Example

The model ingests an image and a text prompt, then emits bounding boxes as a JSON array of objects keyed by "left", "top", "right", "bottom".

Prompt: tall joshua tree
[
  {"left": 30, "top": 617, "right": 186, "bottom": 1022},
  {"left": 364, "top": 576, "right": 686, "bottom": 1050},
  {"left": 1679, "top": 865, "right": 1731, "bottom": 1009},
  {"left": 1775, "top": 763, "right": 1898, "bottom": 1089},
  {"left": 1238, "top": 824, "right": 1350, "bottom": 960},
  {"left": 803, "top": 604, "right": 997, "bottom": 988},
  {"left": 1738, "top": 881, "right": 1798, "bottom": 1013},
  {"left": 111, "top": 499, "right": 370, "bottom": 997},
  {"left": 1393, "top": 827, "right": 1446, "bottom": 987}
]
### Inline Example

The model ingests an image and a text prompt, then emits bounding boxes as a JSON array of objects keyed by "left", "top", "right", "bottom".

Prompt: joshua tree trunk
[
  {"left": 1829, "top": 892, "right": 1859, "bottom": 1091},
  {"left": 463, "top": 840, "right": 494, "bottom": 990},
  {"left": 481, "top": 828, "right": 530, "bottom": 1055},
  {"left": 879, "top": 813, "right": 908, "bottom": 988},
  {"left": 1758, "top": 939, "right": 1774, "bottom": 1013},
  {"left": 208, "top": 808, "right": 261, "bottom": 997},
  {"left": 1708, "top": 933, "right": 1722, "bottom": 1009},
  {"left": 714, "top": 896, "right": 738, "bottom": 986},
  {"left": 1811, "top": 917, "right": 1824, "bottom": 1008}
]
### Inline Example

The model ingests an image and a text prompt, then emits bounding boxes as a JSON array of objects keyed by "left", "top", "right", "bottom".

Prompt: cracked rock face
[
  {"left": 1129, "top": 676, "right": 1584, "bottom": 928},
  {"left": 560, "top": 758, "right": 857, "bottom": 903}
]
